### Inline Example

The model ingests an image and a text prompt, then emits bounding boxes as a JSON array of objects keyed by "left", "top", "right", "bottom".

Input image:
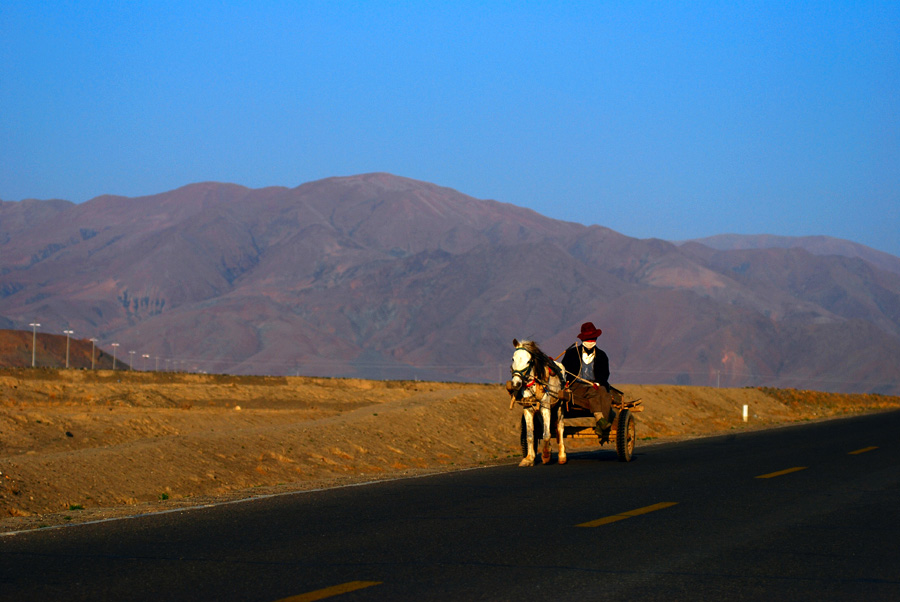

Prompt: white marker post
[{"left": 742, "top": 404, "right": 749, "bottom": 422}]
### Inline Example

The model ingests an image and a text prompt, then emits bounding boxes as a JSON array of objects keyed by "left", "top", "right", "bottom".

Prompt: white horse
[{"left": 506, "top": 339, "right": 567, "bottom": 467}]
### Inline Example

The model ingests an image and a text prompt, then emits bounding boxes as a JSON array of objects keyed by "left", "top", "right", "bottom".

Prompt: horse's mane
[{"left": 517, "top": 340, "right": 560, "bottom": 381}]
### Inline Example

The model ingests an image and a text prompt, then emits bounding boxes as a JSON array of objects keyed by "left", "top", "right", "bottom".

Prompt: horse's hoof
[
  {"left": 518, "top": 458, "right": 534, "bottom": 467},
  {"left": 541, "top": 453, "right": 551, "bottom": 464},
  {"left": 558, "top": 456, "right": 567, "bottom": 465}
]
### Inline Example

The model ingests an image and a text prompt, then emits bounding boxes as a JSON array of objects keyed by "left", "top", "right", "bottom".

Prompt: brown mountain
[
  {"left": 678, "top": 234, "right": 900, "bottom": 276},
  {"left": 2, "top": 173, "right": 899, "bottom": 393}
]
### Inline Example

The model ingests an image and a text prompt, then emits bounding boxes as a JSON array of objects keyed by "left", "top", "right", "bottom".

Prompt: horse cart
[
  {"left": 508, "top": 339, "right": 643, "bottom": 466},
  {"left": 521, "top": 386, "right": 643, "bottom": 462}
]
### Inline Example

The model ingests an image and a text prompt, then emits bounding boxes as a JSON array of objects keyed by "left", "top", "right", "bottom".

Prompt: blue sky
[{"left": 2, "top": 1, "right": 898, "bottom": 255}]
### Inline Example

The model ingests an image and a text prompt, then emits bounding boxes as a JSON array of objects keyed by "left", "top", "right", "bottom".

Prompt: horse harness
[{"left": 510, "top": 348, "right": 564, "bottom": 410}]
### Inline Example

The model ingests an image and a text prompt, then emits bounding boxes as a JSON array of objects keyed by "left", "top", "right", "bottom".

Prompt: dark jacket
[{"left": 561, "top": 343, "right": 610, "bottom": 389}]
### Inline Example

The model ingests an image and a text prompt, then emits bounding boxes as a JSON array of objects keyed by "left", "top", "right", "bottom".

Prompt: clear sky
[{"left": 2, "top": 1, "right": 898, "bottom": 256}]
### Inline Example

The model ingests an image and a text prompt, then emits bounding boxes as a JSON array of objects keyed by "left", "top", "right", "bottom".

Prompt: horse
[{"left": 506, "top": 339, "right": 567, "bottom": 467}]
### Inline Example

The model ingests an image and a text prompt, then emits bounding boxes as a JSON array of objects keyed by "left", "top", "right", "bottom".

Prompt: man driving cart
[{"left": 560, "top": 322, "right": 613, "bottom": 442}]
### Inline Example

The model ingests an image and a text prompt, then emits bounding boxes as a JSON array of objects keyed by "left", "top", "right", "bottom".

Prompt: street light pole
[
  {"left": 29, "top": 322, "right": 40, "bottom": 367},
  {"left": 63, "top": 330, "right": 74, "bottom": 369},
  {"left": 111, "top": 343, "right": 119, "bottom": 370},
  {"left": 89, "top": 338, "right": 97, "bottom": 370},
  {"left": 142, "top": 354, "right": 150, "bottom": 371},
  {"left": 129, "top": 350, "right": 135, "bottom": 370}
]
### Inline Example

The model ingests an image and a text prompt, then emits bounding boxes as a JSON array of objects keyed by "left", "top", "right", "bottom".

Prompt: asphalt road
[{"left": 2, "top": 410, "right": 899, "bottom": 601}]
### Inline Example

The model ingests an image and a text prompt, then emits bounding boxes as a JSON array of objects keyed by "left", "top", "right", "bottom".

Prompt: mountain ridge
[
  {"left": 2, "top": 174, "right": 899, "bottom": 394},
  {"left": 676, "top": 233, "right": 900, "bottom": 276}
]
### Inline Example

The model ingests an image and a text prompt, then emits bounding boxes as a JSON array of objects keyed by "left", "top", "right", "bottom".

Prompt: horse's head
[{"left": 508, "top": 338, "right": 536, "bottom": 395}]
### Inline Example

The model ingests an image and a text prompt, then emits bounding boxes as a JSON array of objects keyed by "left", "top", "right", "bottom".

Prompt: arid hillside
[
  {"left": 3, "top": 174, "right": 900, "bottom": 392},
  {"left": 680, "top": 234, "right": 900, "bottom": 276},
  {"left": 0, "top": 329, "right": 118, "bottom": 370},
  {"left": 2, "top": 368, "right": 898, "bottom": 534}
]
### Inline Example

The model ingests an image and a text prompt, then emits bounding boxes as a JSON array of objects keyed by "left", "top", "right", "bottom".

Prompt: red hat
[{"left": 577, "top": 321, "right": 602, "bottom": 340}]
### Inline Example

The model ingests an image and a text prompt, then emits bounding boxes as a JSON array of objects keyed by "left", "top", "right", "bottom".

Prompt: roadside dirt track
[{"left": 2, "top": 368, "right": 898, "bottom": 533}]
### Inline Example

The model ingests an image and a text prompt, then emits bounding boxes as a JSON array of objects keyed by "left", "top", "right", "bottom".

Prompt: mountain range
[{"left": 2, "top": 173, "right": 899, "bottom": 394}]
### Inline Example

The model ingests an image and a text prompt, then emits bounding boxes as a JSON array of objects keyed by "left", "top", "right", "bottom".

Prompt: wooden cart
[{"left": 520, "top": 386, "right": 643, "bottom": 462}]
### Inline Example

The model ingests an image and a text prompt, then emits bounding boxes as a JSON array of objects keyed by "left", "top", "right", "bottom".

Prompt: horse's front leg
[
  {"left": 519, "top": 407, "right": 536, "bottom": 467},
  {"left": 556, "top": 404, "right": 567, "bottom": 465},
  {"left": 540, "top": 404, "right": 552, "bottom": 464}
]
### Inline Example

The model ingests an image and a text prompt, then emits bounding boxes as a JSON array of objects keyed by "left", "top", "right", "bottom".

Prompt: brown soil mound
[{"left": 2, "top": 369, "right": 898, "bottom": 533}]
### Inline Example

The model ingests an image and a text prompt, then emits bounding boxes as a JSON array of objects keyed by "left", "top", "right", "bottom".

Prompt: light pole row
[
  {"left": 26, "top": 324, "right": 122, "bottom": 371},
  {"left": 26, "top": 323, "right": 178, "bottom": 372}
]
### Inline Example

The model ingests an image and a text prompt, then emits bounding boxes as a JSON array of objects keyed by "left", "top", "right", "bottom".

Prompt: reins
[{"left": 509, "top": 343, "right": 606, "bottom": 411}]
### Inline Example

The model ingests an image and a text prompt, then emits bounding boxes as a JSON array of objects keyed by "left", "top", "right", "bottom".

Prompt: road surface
[{"left": 2, "top": 410, "right": 898, "bottom": 601}]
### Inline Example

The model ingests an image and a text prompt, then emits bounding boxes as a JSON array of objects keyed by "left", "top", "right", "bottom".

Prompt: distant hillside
[
  {"left": 2, "top": 173, "right": 899, "bottom": 394},
  {"left": 677, "top": 234, "right": 900, "bottom": 276},
  {"left": 0, "top": 330, "right": 121, "bottom": 370}
]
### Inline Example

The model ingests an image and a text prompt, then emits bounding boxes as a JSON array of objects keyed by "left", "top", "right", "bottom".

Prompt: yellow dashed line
[
  {"left": 848, "top": 446, "right": 878, "bottom": 455},
  {"left": 755, "top": 466, "right": 807, "bottom": 479},
  {"left": 274, "top": 581, "right": 382, "bottom": 602},
  {"left": 577, "top": 502, "right": 678, "bottom": 527}
]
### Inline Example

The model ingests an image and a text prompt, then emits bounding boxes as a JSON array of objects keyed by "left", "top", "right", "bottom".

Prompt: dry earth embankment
[{"left": 1, "top": 369, "right": 898, "bottom": 533}]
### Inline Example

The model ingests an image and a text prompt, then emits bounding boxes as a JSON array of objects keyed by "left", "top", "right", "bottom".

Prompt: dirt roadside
[{"left": 2, "top": 368, "right": 898, "bottom": 534}]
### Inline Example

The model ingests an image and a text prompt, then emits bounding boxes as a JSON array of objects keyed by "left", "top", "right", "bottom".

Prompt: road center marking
[
  {"left": 577, "top": 502, "right": 678, "bottom": 527},
  {"left": 274, "top": 581, "right": 382, "bottom": 602},
  {"left": 848, "top": 446, "right": 878, "bottom": 455},
  {"left": 755, "top": 466, "right": 807, "bottom": 479}
]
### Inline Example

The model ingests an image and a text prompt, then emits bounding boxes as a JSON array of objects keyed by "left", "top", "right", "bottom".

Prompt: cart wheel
[
  {"left": 616, "top": 409, "right": 635, "bottom": 462},
  {"left": 520, "top": 414, "right": 543, "bottom": 458}
]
